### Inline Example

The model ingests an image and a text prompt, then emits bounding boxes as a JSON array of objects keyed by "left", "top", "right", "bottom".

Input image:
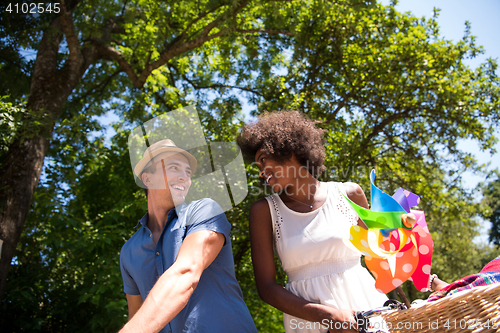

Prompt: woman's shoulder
[
  {"left": 250, "top": 197, "right": 277, "bottom": 225},
  {"left": 250, "top": 197, "right": 272, "bottom": 215},
  {"left": 334, "top": 181, "right": 369, "bottom": 209},
  {"left": 339, "top": 182, "right": 363, "bottom": 196},
  {"left": 324, "top": 181, "right": 365, "bottom": 201},
  {"left": 323, "top": 180, "right": 361, "bottom": 191}
]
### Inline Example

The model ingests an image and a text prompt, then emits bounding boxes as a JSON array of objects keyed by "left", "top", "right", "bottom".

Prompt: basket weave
[{"left": 381, "top": 283, "right": 500, "bottom": 333}]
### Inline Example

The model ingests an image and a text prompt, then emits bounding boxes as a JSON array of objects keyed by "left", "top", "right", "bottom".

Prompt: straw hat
[{"left": 134, "top": 139, "right": 197, "bottom": 178}]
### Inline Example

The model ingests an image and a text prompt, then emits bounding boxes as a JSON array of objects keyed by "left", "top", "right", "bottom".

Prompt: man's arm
[
  {"left": 125, "top": 294, "right": 143, "bottom": 320},
  {"left": 119, "top": 230, "right": 225, "bottom": 333}
]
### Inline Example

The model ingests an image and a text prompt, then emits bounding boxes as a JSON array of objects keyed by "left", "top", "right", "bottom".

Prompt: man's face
[{"left": 143, "top": 152, "right": 193, "bottom": 206}]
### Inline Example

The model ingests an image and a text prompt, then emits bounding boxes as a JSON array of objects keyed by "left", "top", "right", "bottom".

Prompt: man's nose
[{"left": 179, "top": 170, "right": 190, "bottom": 180}]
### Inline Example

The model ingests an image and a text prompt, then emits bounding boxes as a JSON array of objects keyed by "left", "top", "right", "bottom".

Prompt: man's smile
[{"left": 171, "top": 184, "right": 186, "bottom": 192}]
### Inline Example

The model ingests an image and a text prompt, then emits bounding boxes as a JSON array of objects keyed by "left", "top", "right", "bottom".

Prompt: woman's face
[{"left": 254, "top": 148, "right": 307, "bottom": 193}]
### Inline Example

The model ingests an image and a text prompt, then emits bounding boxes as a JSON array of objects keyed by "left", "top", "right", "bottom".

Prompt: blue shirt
[{"left": 120, "top": 198, "right": 257, "bottom": 333}]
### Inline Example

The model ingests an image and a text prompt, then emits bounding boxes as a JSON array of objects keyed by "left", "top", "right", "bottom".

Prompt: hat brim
[{"left": 134, "top": 147, "right": 198, "bottom": 178}]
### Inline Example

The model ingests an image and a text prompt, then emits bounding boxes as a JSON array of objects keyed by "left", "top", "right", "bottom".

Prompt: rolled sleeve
[{"left": 185, "top": 199, "right": 231, "bottom": 245}]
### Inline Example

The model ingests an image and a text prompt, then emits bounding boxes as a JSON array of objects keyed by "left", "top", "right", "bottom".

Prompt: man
[{"left": 119, "top": 139, "right": 257, "bottom": 333}]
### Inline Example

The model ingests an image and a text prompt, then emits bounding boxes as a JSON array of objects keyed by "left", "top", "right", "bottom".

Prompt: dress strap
[{"left": 265, "top": 195, "right": 283, "bottom": 254}]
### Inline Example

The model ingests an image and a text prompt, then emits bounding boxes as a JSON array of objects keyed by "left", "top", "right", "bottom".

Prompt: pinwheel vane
[{"left": 343, "top": 170, "right": 433, "bottom": 294}]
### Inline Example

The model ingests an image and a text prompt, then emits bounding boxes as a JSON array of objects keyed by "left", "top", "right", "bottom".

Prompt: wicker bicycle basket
[{"left": 381, "top": 283, "right": 500, "bottom": 333}]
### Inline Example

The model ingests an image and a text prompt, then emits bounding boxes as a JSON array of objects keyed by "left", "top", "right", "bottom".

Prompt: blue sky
[{"left": 380, "top": 0, "right": 500, "bottom": 190}]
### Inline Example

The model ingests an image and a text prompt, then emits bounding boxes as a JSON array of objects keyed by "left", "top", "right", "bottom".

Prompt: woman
[{"left": 237, "top": 111, "right": 388, "bottom": 333}]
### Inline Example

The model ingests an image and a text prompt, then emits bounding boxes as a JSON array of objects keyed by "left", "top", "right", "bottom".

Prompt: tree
[
  {"left": 1, "top": 130, "right": 146, "bottom": 331},
  {"left": 241, "top": 0, "right": 500, "bottom": 298},
  {"left": 0, "top": 0, "right": 299, "bottom": 301},
  {"left": 483, "top": 172, "right": 500, "bottom": 246},
  {"left": 2, "top": 0, "right": 500, "bottom": 331}
]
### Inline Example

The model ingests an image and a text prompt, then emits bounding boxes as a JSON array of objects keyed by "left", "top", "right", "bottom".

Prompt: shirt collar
[
  {"left": 135, "top": 213, "right": 149, "bottom": 229},
  {"left": 134, "top": 203, "right": 187, "bottom": 229}
]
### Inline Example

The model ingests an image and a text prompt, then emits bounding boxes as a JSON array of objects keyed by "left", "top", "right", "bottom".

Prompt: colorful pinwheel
[{"left": 343, "top": 170, "right": 433, "bottom": 294}]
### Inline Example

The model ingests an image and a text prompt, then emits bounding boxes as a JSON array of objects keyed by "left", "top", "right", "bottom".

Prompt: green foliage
[
  {"left": 482, "top": 172, "right": 500, "bottom": 246},
  {"left": 0, "top": 0, "right": 45, "bottom": 102},
  {"left": 0, "top": 98, "right": 25, "bottom": 157},
  {"left": 2, "top": 0, "right": 500, "bottom": 331},
  {"left": 1, "top": 131, "right": 145, "bottom": 332},
  {"left": 245, "top": 0, "right": 500, "bottom": 297},
  {"left": 0, "top": 97, "right": 57, "bottom": 164}
]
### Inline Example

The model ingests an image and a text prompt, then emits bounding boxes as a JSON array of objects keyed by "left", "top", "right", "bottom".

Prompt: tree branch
[
  {"left": 136, "top": 27, "right": 231, "bottom": 87},
  {"left": 170, "top": 63, "right": 263, "bottom": 97},
  {"left": 362, "top": 108, "right": 412, "bottom": 147},
  {"left": 298, "top": 43, "right": 327, "bottom": 112},
  {"left": 82, "top": 16, "right": 126, "bottom": 78},
  {"left": 76, "top": 69, "right": 123, "bottom": 102},
  {"left": 326, "top": 99, "right": 347, "bottom": 122},
  {"left": 89, "top": 0, "right": 248, "bottom": 90},
  {"left": 235, "top": 28, "right": 293, "bottom": 36},
  {"left": 120, "top": 0, "right": 130, "bottom": 16},
  {"left": 78, "top": 70, "right": 123, "bottom": 115},
  {"left": 136, "top": 0, "right": 250, "bottom": 87},
  {"left": 326, "top": 90, "right": 357, "bottom": 123},
  {"left": 59, "top": 0, "right": 82, "bottom": 67},
  {"left": 92, "top": 41, "right": 141, "bottom": 88},
  {"left": 178, "top": 4, "right": 226, "bottom": 45}
]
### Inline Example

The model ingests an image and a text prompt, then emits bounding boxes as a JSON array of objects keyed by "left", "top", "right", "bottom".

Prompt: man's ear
[{"left": 141, "top": 172, "right": 150, "bottom": 187}]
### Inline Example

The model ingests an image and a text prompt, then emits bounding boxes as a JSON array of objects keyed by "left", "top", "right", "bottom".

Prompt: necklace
[
  {"left": 286, "top": 194, "right": 315, "bottom": 209},
  {"left": 284, "top": 181, "right": 321, "bottom": 209}
]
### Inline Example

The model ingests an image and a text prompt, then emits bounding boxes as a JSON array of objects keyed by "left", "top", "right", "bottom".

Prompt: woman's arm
[
  {"left": 343, "top": 182, "right": 369, "bottom": 229},
  {"left": 343, "top": 182, "right": 369, "bottom": 209},
  {"left": 249, "top": 199, "right": 356, "bottom": 329},
  {"left": 125, "top": 294, "right": 143, "bottom": 320},
  {"left": 343, "top": 182, "right": 417, "bottom": 229}
]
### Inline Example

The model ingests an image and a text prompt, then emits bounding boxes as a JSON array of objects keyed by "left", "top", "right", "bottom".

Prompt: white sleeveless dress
[{"left": 265, "top": 182, "right": 388, "bottom": 333}]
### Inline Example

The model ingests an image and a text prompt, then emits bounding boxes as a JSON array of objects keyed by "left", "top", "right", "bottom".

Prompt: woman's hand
[
  {"left": 431, "top": 276, "right": 449, "bottom": 291},
  {"left": 402, "top": 213, "right": 417, "bottom": 228},
  {"left": 315, "top": 304, "right": 358, "bottom": 333}
]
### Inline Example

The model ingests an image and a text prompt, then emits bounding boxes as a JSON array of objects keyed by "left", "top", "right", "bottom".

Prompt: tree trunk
[
  {"left": 0, "top": 13, "right": 88, "bottom": 301},
  {"left": 0, "top": 134, "right": 52, "bottom": 300},
  {"left": 0, "top": 0, "right": 244, "bottom": 301}
]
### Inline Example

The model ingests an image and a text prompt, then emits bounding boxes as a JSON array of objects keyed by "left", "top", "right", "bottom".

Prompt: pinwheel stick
[{"left": 395, "top": 286, "right": 411, "bottom": 308}]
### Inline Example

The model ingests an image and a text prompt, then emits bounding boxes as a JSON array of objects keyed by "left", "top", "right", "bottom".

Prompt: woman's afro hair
[{"left": 237, "top": 111, "right": 327, "bottom": 177}]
